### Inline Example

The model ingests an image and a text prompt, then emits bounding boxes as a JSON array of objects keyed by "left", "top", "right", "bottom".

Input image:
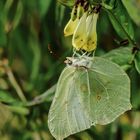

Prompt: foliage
[{"left": 0, "top": 0, "right": 140, "bottom": 140}]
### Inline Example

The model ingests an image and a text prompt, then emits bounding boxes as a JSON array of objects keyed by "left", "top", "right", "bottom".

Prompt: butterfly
[{"left": 48, "top": 56, "right": 131, "bottom": 140}]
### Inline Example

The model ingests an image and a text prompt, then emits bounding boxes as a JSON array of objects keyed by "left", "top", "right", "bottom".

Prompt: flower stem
[{"left": 3, "top": 59, "right": 27, "bottom": 103}]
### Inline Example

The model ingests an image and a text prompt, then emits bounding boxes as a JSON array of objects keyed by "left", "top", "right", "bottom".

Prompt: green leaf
[
  {"left": 0, "top": 20, "right": 7, "bottom": 46},
  {"left": 7, "top": 105, "right": 29, "bottom": 115},
  {"left": 107, "top": 0, "right": 134, "bottom": 39},
  {"left": 0, "top": 103, "right": 13, "bottom": 130},
  {"left": 0, "top": 90, "right": 17, "bottom": 104},
  {"left": 122, "top": 0, "right": 140, "bottom": 26},
  {"left": 12, "top": 1, "right": 23, "bottom": 30},
  {"left": 29, "top": 35, "right": 41, "bottom": 83},
  {"left": 102, "top": 0, "right": 116, "bottom": 9},
  {"left": 55, "top": 2, "right": 66, "bottom": 27},
  {"left": 0, "top": 78, "right": 9, "bottom": 90},
  {"left": 102, "top": 47, "right": 133, "bottom": 67},
  {"left": 48, "top": 57, "right": 131, "bottom": 140},
  {"left": 58, "top": 0, "right": 75, "bottom": 7},
  {"left": 38, "top": 0, "right": 52, "bottom": 18},
  {"left": 134, "top": 51, "right": 140, "bottom": 74}
]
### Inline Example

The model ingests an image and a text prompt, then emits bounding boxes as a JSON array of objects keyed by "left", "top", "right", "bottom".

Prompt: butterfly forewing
[{"left": 48, "top": 66, "right": 92, "bottom": 140}]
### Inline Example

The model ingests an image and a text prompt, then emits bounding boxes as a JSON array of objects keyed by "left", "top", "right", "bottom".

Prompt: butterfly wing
[
  {"left": 77, "top": 57, "right": 132, "bottom": 125},
  {"left": 48, "top": 57, "right": 132, "bottom": 139},
  {"left": 48, "top": 66, "right": 92, "bottom": 140}
]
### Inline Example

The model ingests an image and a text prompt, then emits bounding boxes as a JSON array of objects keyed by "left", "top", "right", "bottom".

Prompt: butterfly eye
[{"left": 64, "top": 57, "right": 73, "bottom": 65}]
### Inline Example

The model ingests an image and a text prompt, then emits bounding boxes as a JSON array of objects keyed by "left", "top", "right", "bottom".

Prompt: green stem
[
  {"left": 3, "top": 60, "right": 27, "bottom": 102},
  {"left": 26, "top": 84, "right": 56, "bottom": 106}
]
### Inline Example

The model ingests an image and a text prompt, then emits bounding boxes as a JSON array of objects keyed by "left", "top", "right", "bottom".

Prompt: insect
[{"left": 48, "top": 56, "right": 131, "bottom": 140}]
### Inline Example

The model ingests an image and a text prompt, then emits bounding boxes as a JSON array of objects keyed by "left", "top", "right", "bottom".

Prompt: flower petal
[
  {"left": 64, "top": 18, "right": 79, "bottom": 37},
  {"left": 82, "top": 13, "right": 98, "bottom": 52},
  {"left": 72, "top": 12, "right": 87, "bottom": 50}
]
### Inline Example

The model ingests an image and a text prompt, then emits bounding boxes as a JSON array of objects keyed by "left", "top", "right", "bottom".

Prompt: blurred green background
[{"left": 0, "top": 0, "right": 140, "bottom": 140}]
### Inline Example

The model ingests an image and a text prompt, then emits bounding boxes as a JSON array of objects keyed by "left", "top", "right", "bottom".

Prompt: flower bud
[
  {"left": 72, "top": 12, "right": 87, "bottom": 50},
  {"left": 64, "top": 6, "right": 79, "bottom": 37},
  {"left": 64, "top": 18, "right": 79, "bottom": 37}
]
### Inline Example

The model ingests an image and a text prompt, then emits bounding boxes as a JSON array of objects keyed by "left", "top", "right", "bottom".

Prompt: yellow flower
[
  {"left": 64, "top": 4, "right": 84, "bottom": 37},
  {"left": 63, "top": 1, "right": 99, "bottom": 52},
  {"left": 77, "top": 3, "right": 84, "bottom": 19},
  {"left": 72, "top": 12, "right": 98, "bottom": 52},
  {"left": 83, "top": 13, "right": 98, "bottom": 51},
  {"left": 72, "top": 12, "right": 87, "bottom": 50},
  {"left": 64, "top": 18, "right": 79, "bottom": 37}
]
